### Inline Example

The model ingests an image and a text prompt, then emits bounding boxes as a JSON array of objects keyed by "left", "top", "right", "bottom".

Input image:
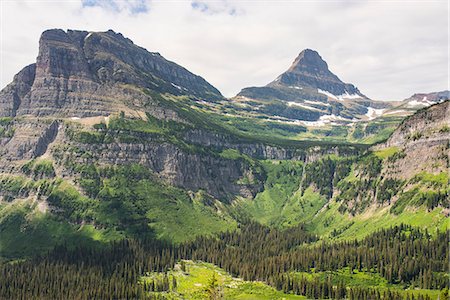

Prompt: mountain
[
  {"left": 399, "top": 90, "right": 450, "bottom": 109},
  {"left": 234, "top": 49, "right": 392, "bottom": 124},
  {"left": 0, "top": 29, "right": 222, "bottom": 118},
  {"left": 244, "top": 49, "right": 365, "bottom": 100}
]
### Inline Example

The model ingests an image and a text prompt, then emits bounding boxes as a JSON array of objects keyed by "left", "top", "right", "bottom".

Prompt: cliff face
[
  {"left": 0, "top": 29, "right": 222, "bottom": 118},
  {"left": 375, "top": 101, "right": 449, "bottom": 179},
  {"left": 183, "top": 129, "right": 362, "bottom": 161}
]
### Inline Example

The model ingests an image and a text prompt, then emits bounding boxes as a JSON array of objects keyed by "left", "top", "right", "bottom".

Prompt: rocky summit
[
  {"left": 238, "top": 49, "right": 366, "bottom": 103},
  {"left": 0, "top": 29, "right": 222, "bottom": 118},
  {"left": 270, "top": 49, "right": 364, "bottom": 97}
]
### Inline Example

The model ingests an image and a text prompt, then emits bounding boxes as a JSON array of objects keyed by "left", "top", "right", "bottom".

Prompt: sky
[{"left": 0, "top": 0, "right": 448, "bottom": 101}]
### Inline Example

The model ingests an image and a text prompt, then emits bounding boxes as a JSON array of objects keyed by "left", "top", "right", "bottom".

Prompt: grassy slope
[
  {"left": 306, "top": 200, "right": 448, "bottom": 240},
  {"left": 292, "top": 268, "right": 441, "bottom": 300},
  {"left": 0, "top": 200, "right": 123, "bottom": 258},
  {"left": 141, "top": 260, "right": 306, "bottom": 300},
  {"left": 238, "top": 160, "right": 328, "bottom": 228},
  {"left": 0, "top": 170, "right": 236, "bottom": 258},
  {"left": 238, "top": 154, "right": 448, "bottom": 240},
  {"left": 1, "top": 102, "right": 445, "bottom": 251}
]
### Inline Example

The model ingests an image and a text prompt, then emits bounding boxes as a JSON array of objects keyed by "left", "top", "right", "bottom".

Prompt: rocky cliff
[
  {"left": 375, "top": 100, "right": 449, "bottom": 180},
  {"left": 0, "top": 29, "right": 222, "bottom": 118}
]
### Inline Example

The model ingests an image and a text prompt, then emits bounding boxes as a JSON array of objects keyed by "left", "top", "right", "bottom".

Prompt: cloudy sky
[{"left": 0, "top": 0, "right": 448, "bottom": 100}]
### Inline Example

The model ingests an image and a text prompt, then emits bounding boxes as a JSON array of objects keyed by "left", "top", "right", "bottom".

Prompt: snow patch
[
  {"left": 304, "top": 100, "right": 330, "bottom": 107},
  {"left": 384, "top": 109, "right": 408, "bottom": 115},
  {"left": 365, "top": 107, "right": 386, "bottom": 120},
  {"left": 70, "top": 117, "right": 80, "bottom": 120},
  {"left": 302, "top": 114, "right": 350, "bottom": 127},
  {"left": 318, "top": 89, "right": 338, "bottom": 100},
  {"left": 288, "top": 86, "right": 302, "bottom": 90},
  {"left": 171, "top": 83, "right": 182, "bottom": 90},
  {"left": 406, "top": 100, "right": 430, "bottom": 108},
  {"left": 85, "top": 32, "right": 93, "bottom": 40},
  {"left": 317, "top": 89, "right": 361, "bottom": 100},
  {"left": 319, "top": 114, "right": 349, "bottom": 122},
  {"left": 339, "top": 92, "right": 361, "bottom": 100},
  {"left": 287, "top": 102, "right": 321, "bottom": 111}
]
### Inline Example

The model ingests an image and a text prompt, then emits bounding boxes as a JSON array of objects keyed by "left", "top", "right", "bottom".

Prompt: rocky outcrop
[
  {"left": 383, "top": 101, "right": 449, "bottom": 148},
  {"left": 0, "top": 64, "right": 36, "bottom": 117},
  {"left": 0, "top": 29, "right": 223, "bottom": 119},
  {"left": 374, "top": 101, "right": 449, "bottom": 179},
  {"left": 33, "top": 121, "right": 59, "bottom": 157},
  {"left": 0, "top": 119, "right": 58, "bottom": 167}
]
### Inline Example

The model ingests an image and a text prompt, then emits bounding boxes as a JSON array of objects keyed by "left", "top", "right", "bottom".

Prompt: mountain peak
[
  {"left": 288, "top": 49, "right": 328, "bottom": 73},
  {"left": 268, "top": 49, "right": 364, "bottom": 98},
  {"left": 0, "top": 28, "right": 223, "bottom": 118}
]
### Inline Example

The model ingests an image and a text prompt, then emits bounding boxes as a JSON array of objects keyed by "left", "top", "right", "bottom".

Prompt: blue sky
[
  {"left": 81, "top": 0, "right": 149, "bottom": 14},
  {"left": 0, "top": 0, "right": 448, "bottom": 100}
]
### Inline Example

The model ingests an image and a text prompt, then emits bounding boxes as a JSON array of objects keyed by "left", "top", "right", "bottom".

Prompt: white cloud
[{"left": 0, "top": 0, "right": 448, "bottom": 101}]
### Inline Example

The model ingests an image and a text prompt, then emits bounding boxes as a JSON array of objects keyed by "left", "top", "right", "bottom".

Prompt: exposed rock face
[
  {"left": 184, "top": 129, "right": 363, "bottom": 161},
  {"left": 64, "top": 140, "right": 264, "bottom": 201},
  {"left": 384, "top": 101, "right": 449, "bottom": 148},
  {"left": 375, "top": 101, "right": 449, "bottom": 179},
  {"left": 0, "top": 64, "right": 36, "bottom": 117},
  {"left": 0, "top": 119, "right": 58, "bottom": 166},
  {"left": 0, "top": 28, "right": 365, "bottom": 203},
  {"left": 0, "top": 29, "right": 222, "bottom": 118}
]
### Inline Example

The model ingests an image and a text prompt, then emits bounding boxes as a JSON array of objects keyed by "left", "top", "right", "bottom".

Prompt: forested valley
[{"left": 1, "top": 223, "right": 447, "bottom": 299}]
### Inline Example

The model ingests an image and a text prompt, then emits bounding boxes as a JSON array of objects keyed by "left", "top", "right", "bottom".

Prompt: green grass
[
  {"left": 238, "top": 160, "right": 318, "bottom": 227},
  {"left": 293, "top": 268, "right": 392, "bottom": 289},
  {"left": 219, "top": 149, "right": 244, "bottom": 160},
  {"left": 412, "top": 172, "right": 449, "bottom": 188},
  {"left": 373, "top": 146, "right": 399, "bottom": 159},
  {"left": 93, "top": 165, "right": 237, "bottom": 243},
  {"left": 291, "top": 268, "right": 442, "bottom": 300},
  {"left": 141, "top": 261, "right": 444, "bottom": 299},
  {"left": 141, "top": 260, "right": 306, "bottom": 299}
]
